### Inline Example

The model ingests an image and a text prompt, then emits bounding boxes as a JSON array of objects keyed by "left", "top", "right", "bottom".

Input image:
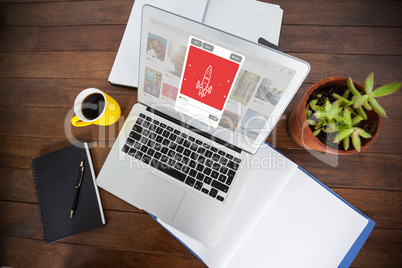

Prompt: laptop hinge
[{"left": 146, "top": 107, "right": 242, "bottom": 153}]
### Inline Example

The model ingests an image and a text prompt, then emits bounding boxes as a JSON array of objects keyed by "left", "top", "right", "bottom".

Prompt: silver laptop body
[{"left": 97, "top": 5, "right": 309, "bottom": 247}]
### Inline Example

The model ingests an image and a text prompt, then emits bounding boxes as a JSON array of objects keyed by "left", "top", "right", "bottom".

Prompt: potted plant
[{"left": 288, "top": 73, "right": 401, "bottom": 155}]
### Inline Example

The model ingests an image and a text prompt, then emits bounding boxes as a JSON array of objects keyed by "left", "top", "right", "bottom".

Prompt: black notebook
[{"left": 31, "top": 142, "right": 106, "bottom": 244}]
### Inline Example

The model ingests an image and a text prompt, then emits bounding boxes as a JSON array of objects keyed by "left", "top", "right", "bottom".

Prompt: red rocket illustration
[{"left": 196, "top": 65, "right": 213, "bottom": 98}]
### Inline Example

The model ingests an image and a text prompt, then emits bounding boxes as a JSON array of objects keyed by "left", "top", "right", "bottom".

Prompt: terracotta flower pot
[{"left": 287, "top": 77, "right": 381, "bottom": 155}]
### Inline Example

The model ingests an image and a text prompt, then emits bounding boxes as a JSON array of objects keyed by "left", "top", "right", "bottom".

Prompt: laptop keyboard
[{"left": 122, "top": 113, "right": 241, "bottom": 202}]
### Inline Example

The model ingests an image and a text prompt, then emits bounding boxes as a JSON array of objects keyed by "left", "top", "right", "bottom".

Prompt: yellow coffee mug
[{"left": 71, "top": 88, "right": 121, "bottom": 127}]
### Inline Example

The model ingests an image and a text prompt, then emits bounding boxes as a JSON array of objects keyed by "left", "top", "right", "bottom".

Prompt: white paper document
[
  {"left": 203, "top": 0, "right": 283, "bottom": 45},
  {"left": 108, "top": 0, "right": 283, "bottom": 88},
  {"left": 158, "top": 143, "right": 373, "bottom": 268},
  {"left": 109, "top": 0, "right": 208, "bottom": 88}
]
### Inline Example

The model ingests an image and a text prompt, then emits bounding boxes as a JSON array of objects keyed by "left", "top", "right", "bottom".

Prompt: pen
[{"left": 70, "top": 160, "right": 84, "bottom": 218}]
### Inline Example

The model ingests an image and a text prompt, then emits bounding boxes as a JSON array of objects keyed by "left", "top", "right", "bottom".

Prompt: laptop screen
[{"left": 139, "top": 5, "right": 309, "bottom": 154}]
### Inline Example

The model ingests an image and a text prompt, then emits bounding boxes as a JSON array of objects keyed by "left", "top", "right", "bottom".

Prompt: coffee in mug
[
  {"left": 81, "top": 93, "right": 106, "bottom": 120},
  {"left": 71, "top": 88, "right": 121, "bottom": 127}
]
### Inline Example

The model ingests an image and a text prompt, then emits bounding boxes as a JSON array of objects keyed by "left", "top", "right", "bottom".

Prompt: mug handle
[{"left": 71, "top": 115, "right": 92, "bottom": 127}]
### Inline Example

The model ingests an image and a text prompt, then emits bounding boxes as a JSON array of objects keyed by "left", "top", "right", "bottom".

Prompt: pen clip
[{"left": 77, "top": 160, "right": 84, "bottom": 187}]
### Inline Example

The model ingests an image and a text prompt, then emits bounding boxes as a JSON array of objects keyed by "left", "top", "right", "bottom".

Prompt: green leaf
[
  {"left": 327, "top": 122, "right": 338, "bottom": 133},
  {"left": 313, "top": 111, "right": 324, "bottom": 119},
  {"left": 310, "top": 99, "right": 318, "bottom": 106},
  {"left": 343, "top": 90, "right": 350, "bottom": 99},
  {"left": 330, "top": 100, "right": 340, "bottom": 113},
  {"left": 335, "top": 97, "right": 347, "bottom": 107},
  {"left": 334, "top": 128, "right": 354, "bottom": 143},
  {"left": 372, "top": 82, "right": 402, "bottom": 97},
  {"left": 363, "top": 101, "right": 372, "bottom": 111},
  {"left": 310, "top": 103, "right": 323, "bottom": 112},
  {"left": 324, "top": 100, "right": 332, "bottom": 113},
  {"left": 343, "top": 108, "right": 352, "bottom": 126},
  {"left": 355, "top": 127, "right": 372, "bottom": 138},
  {"left": 306, "top": 109, "right": 312, "bottom": 118},
  {"left": 356, "top": 106, "right": 367, "bottom": 120},
  {"left": 325, "top": 122, "right": 337, "bottom": 133},
  {"left": 343, "top": 136, "right": 350, "bottom": 151},
  {"left": 351, "top": 115, "right": 364, "bottom": 126},
  {"left": 336, "top": 124, "right": 347, "bottom": 132},
  {"left": 368, "top": 96, "right": 387, "bottom": 117},
  {"left": 353, "top": 95, "right": 368, "bottom": 108},
  {"left": 347, "top": 77, "right": 361, "bottom": 96},
  {"left": 364, "top": 72, "right": 374, "bottom": 94},
  {"left": 344, "top": 99, "right": 354, "bottom": 106},
  {"left": 352, "top": 131, "right": 361, "bottom": 152},
  {"left": 313, "top": 129, "right": 321, "bottom": 136},
  {"left": 307, "top": 119, "right": 316, "bottom": 125}
]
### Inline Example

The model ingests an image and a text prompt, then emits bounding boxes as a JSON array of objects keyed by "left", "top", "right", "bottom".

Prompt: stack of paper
[
  {"left": 108, "top": 0, "right": 283, "bottom": 88},
  {"left": 203, "top": 0, "right": 283, "bottom": 45}
]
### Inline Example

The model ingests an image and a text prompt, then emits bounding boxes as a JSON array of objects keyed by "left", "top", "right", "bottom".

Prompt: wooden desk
[{"left": 1, "top": 0, "right": 401, "bottom": 266}]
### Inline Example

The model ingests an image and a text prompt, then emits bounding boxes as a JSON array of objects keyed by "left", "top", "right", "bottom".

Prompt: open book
[
  {"left": 156, "top": 142, "right": 374, "bottom": 267},
  {"left": 109, "top": 0, "right": 283, "bottom": 87}
]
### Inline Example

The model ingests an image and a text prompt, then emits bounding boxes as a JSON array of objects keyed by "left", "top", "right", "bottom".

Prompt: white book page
[
  {"left": 203, "top": 0, "right": 283, "bottom": 45},
  {"left": 108, "top": 0, "right": 208, "bottom": 87},
  {"left": 84, "top": 142, "right": 105, "bottom": 224},
  {"left": 158, "top": 143, "right": 298, "bottom": 267},
  {"left": 227, "top": 168, "right": 369, "bottom": 268}
]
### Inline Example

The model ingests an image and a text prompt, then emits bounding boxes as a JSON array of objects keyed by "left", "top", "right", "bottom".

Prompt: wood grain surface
[{"left": 0, "top": 0, "right": 401, "bottom": 267}]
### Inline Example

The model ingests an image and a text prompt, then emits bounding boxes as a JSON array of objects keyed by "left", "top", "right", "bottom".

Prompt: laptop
[{"left": 97, "top": 5, "right": 310, "bottom": 247}]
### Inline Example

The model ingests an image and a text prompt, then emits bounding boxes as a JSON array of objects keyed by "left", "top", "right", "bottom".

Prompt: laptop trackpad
[{"left": 134, "top": 172, "right": 186, "bottom": 222}]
